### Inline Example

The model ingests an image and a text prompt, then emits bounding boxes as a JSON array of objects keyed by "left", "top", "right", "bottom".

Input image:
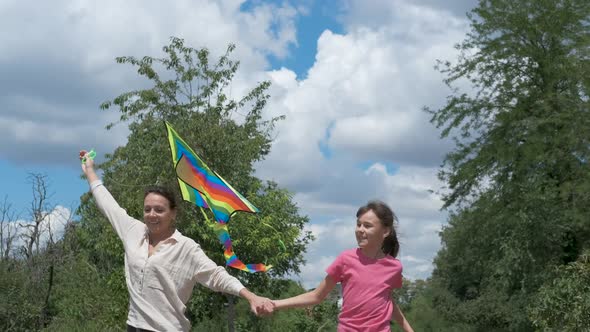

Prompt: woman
[{"left": 80, "top": 151, "right": 273, "bottom": 331}]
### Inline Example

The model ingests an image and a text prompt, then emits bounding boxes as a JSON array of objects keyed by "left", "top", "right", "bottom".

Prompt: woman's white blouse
[{"left": 90, "top": 180, "right": 245, "bottom": 332}]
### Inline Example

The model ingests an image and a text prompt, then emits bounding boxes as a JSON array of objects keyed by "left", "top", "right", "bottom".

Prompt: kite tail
[{"left": 214, "top": 223, "right": 272, "bottom": 273}]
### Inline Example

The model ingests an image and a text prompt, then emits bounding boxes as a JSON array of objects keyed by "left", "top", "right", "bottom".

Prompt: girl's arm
[
  {"left": 392, "top": 304, "right": 413, "bottom": 332},
  {"left": 273, "top": 275, "right": 337, "bottom": 310}
]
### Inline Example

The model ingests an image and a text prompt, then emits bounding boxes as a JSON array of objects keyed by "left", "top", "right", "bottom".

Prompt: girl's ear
[{"left": 382, "top": 226, "right": 391, "bottom": 239}]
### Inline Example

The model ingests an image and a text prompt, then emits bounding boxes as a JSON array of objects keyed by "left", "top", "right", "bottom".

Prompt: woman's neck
[{"left": 149, "top": 228, "right": 175, "bottom": 245}]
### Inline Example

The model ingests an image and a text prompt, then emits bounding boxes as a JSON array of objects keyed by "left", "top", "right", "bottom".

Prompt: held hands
[
  {"left": 240, "top": 288, "right": 276, "bottom": 317},
  {"left": 248, "top": 295, "right": 276, "bottom": 316}
]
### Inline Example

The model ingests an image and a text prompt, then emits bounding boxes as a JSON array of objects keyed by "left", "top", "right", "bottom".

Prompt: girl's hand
[
  {"left": 256, "top": 298, "right": 276, "bottom": 316},
  {"left": 239, "top": 288, "right": 275, "bottom": 317},
  {"left": 249, "top": 295, "right": 275, "bottom": 316}
]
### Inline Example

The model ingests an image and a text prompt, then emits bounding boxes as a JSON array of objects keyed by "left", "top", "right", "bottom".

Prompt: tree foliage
[
  {"left": 529, "top": 250, "right": 590, "bottom": 331},
  {"left": 428, "top": 0, "right": 590, "bottom": 329},
  {"left": 75, "top": 37, "right": 313, "bottom": 324},
  {"left": 1, "top": 37, "right": 317, "bottom": 332},
  {"left": 392, "top": 279, "right": 475, "bottom": 332},
  {"left": 0, "top": 175, "right": 82, "bottom": 331}
]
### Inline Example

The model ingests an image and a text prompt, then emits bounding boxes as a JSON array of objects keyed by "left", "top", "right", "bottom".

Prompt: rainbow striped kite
[{"left": 165, "top": 122, "right": 271, "bottom": 273}]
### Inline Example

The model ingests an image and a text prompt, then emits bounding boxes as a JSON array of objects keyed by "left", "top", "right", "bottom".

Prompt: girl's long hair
[{"left": 356, "top": 200, "right": 399, "bottom": 257}]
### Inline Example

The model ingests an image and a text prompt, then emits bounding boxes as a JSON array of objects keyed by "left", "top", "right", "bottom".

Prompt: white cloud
[
  {"left": 3, "top": 206, "right": 72, "bottom": 257},
  {"left": 0, "top": 0, "right": 302, "bottom": 164},
  {"left": 341, "top": 0, "right": 471, "bottom": 30},
  {"left": 298, "top": 255, "right": 337, "bottom": 289},
  {"left": 258, "top": 4, "right": 467, "bottom": 186},
  {"left": 255, "top": 1, "right": 467, "bottom": 285},
  {"left": 0, "top": 0, "right": 470, "bottom": 286},
  {"left": 0, "top": 0, "right": 299, "bottom": 65}
]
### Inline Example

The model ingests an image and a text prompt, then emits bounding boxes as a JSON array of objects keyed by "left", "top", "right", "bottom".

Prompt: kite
[{"left": 165, "top": 121, "right": 271, "bottom": 273}]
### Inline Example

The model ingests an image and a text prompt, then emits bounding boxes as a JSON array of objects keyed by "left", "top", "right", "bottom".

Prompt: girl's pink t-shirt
[{"left": 326, "top": 248, "right": 403, "bottom": 332}]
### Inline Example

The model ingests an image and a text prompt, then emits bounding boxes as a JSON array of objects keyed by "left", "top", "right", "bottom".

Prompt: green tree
[
  {"left": 393, "top": 278, "right": 427, "bottom": 313},
  {"left": 391, "top": 279, "right": 475, "bottom": 332},
  {"left": 44, "top": 252, "right": 127, "bottom": 332},
  {"left": 0, "top": 175, "right": 85, "bottom": 331},
  {"left": 75, "top": 37, "right": 313, "bottom": 327},
  {"left": 528, "top": 250, "right": 590, "bottom": 331},
  {"left": 428, "top": 0, "right": 590, "bottom": 329}
]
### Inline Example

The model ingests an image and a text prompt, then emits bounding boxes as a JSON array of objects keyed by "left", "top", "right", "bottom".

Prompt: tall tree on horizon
[{"left": 427, "top": 0, "right": 590, "bottom": 330}]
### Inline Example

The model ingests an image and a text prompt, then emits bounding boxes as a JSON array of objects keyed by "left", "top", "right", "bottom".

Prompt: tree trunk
[
  {"left": 40, "top": 263, "right": 54, "bottom": 328},
  {"left": 227, "top": 295, "right": 235, "bottom": 332}
]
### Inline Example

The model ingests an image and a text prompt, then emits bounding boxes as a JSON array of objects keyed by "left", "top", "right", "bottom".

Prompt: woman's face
[{"left": 144, "top": 193, "right": 176, "bottom": 237}]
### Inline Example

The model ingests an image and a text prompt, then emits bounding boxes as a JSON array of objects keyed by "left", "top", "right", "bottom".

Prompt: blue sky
[
  {"left": 0, "top": 0, "right": 477, "bottom": 287},
  {"left": 0, "top": 160, "right": 86, "bottom": 216},
  {"left": 265, "top": 0, "right": 344, "bottom": 79}
]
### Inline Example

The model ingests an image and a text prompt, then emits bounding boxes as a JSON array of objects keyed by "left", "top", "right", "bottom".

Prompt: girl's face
[
  {"left": 144, "top": 193, "right": 176, "bottom": 237},
  {"left": 355, "top": 209, "right": 390, "bottom": 251}
]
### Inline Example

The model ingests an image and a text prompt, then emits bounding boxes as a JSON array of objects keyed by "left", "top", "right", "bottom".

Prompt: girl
[{"left": 271, "top": 200, "right": 413, "bottom": 332}]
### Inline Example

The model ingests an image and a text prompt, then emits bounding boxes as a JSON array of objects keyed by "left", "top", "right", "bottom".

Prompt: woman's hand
[
  {"left": 239, "top": 288, "right": 275, "bottom": 316},
  {"left": 251, "top": 296, "right": 275, "bottom": 316},
  {"left": 79, "top": 150, "right": 99, "bottom": 183}
]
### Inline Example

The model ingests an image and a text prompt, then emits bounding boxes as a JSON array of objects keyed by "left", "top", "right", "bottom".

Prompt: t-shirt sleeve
[
  {"left": 391, "top": 261, "right": 403, "bottom": 289},
  {"left": 326, "top": 253, "right": 345, "bottom": 283}
]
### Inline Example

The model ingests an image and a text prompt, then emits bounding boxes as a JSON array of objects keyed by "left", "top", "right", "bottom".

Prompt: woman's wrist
[
  {"left": 239, "top": 288, "right": 256, "bottom": 301},
  {"left": 84, "top": 169, "right": 100, "bottom": 184}
]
